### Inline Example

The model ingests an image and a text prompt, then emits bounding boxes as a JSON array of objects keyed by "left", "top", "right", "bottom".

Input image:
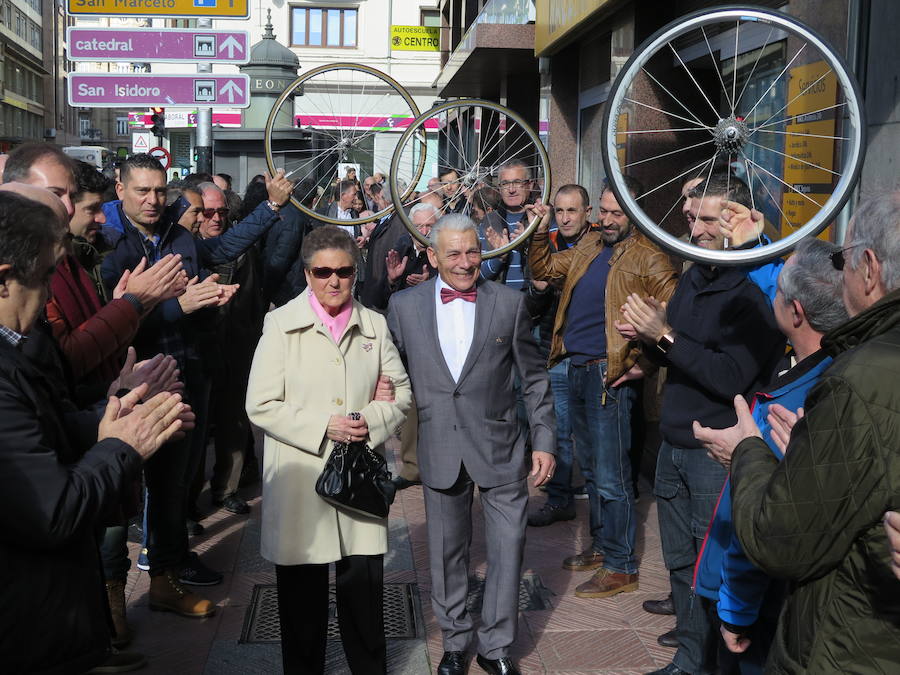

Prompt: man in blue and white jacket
[{"left": 693, "top": 237, "right": 849, "bottom": 674}]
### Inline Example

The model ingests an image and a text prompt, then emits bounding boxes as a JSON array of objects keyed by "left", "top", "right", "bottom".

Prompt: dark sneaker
[
  {"left": 178, "top": 552, "right": 223, "bottom": 586},
  {"left": 212, "top": 493, "right": 250, "bottom": 515},
  {"left": 136, "top": 547, "right": 149, "bottom": 572},
  {"left": 527, "top": 502, "right": 575, "bottom": 527},
  {"left": 573, "top": 484, "right": 589, "bottom": 500}
]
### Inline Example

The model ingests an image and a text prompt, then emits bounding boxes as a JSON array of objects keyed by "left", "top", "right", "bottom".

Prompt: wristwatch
[
  {"left": 656, "top": 332, "right": 675, "bottom": 354},
  {"left": 266, "top": 199, "right": 282, "bottom": 212}
]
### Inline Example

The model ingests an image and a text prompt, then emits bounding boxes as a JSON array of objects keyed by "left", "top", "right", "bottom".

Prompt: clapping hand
[
  {"left": 113, "top": 254, "right": 187, "bottom": 309},
  {"left": 107, "top": 347, "right": 182, "bottom": 399},
  {"left": 767, "top": 404, "right": 803, "bottom": 456},
  {"left": 621, "top": 293, "right": 670, "bottom": 344},
  {"left": 98, "top": 384, "right": 186, "bottom": 460}
]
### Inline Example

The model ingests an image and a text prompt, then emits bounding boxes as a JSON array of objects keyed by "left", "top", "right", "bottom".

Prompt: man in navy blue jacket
[
  {"left": 100, "top": 153, "right": 292, "bottom": 618},
  {"left": 623, "top": 172, "right": 785, "bottom": 675}
]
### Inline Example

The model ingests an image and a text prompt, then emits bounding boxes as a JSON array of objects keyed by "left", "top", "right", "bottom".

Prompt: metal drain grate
[
  {"left": 466, "top": 573, "right": 555, "bottom": 613},
  {"left": 241, "top": 583, "right": 422, "bottom": 644}
]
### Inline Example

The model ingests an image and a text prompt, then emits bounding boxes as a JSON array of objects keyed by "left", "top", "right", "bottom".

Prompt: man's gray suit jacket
[{"left": 387, "top": 277, "right": 555, "bottom": 490}]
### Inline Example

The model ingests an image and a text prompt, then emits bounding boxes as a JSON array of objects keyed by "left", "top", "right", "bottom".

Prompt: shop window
[{"left": 291, "top": 6, "right": 357, "bottom": 48}]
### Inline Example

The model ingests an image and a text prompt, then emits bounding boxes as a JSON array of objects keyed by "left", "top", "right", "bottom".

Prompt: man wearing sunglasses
[
  {"left": 190, "top": 181, "right": 269, "bottom": 518},
  {"left": 690, "top": 190, "right": 900, "bottom": 673}
]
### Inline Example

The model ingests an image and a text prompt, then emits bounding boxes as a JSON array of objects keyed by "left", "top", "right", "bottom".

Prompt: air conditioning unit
[{"left": 44, "top": 128, "right": 57, "bottom": 138}]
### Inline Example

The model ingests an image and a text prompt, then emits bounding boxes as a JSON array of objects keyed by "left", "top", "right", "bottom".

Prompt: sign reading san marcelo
[{"left": 67, "top": 0, "right": 249, "bottom": 19}]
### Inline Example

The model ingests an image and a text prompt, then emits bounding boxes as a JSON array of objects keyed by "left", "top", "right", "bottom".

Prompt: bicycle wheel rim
[
  {"left": 264, "top": 62, "right": 426, "bottom": 225},
  {"left": 601, "top": 5, "right": 866, "bottom": 266}
]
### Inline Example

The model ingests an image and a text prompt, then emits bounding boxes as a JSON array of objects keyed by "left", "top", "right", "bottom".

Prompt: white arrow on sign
[
  {"left": 219, "top": 80, "right": 243, "bottom": 103},
  {"left": 219, "top": 35, "right": 243, "bottom": 59}
]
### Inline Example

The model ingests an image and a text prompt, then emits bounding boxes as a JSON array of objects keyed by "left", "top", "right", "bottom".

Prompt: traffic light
[{"left": 150, "top": 107, "right": 166, "bottom": 138}]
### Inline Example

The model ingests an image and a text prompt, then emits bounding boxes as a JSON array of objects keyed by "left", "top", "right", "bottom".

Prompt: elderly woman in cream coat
[{"left": 246, "top": 226, "right": 411, "bottom": 675}]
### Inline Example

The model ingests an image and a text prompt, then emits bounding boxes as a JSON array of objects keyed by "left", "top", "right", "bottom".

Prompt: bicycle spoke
[
  {"left": 731, "top": 20, "right": 739, "bottom": 114},
  {"left": 746, "top": 158, "right": 824, "bottom": 209},
  {"left": 641, "top": 67, "right": 713, "bottom": 131},
  {"left": 621, "top": 126, "right": 709, "bottom": 134},
  {"left": 624, "top": 138, "right": 714, "bottom": 169},
  {"left": 740, "top": 154, "right": 764, "bottom": 247},
  {"left": 734, "top": 26, "right": 774, "bottom": 112},
  {"left": 691, "top": 151, "right": 720, "bottom": 242},
  {"left": 636, "top": 154, "right": 716, "bottom": 201},
  {"left": 746, "top": 140, "right": 840, "bottom": 176},
  {"left": 624, "top": 97, "right": 714, "bottom": 129},
  {"left": 668, "top": 42, "right": 722, "bottom": 120},
  {"left": 750, "top": 159, "right": 796, "bottom": 231},
  {"left": 743, "top": 42, "right": 807, "bottom": 118},
  {"left": 658, "top": 185, "right": 691, "bottom": 230},
  {"left": 702, "top": 26, "right": 733, "bottom": 113},
  {"left": 748, "top": 69, "right": 834, "bottom": 133}
]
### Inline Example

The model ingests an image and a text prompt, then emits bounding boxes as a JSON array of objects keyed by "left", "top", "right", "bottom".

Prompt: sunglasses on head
[
  {"left": 201, "top": 208, "right": 229, "bottom": 218},
  {"left": 310, "top": 266, "right": 355, "bottom": 279},
  {"left": 829, "top": 243, "right": 862, "bottom": 271}
]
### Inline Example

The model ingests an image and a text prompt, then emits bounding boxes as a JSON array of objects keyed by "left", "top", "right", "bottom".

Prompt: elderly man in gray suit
[{"left": 388, "top": 213, "right": 556, "bottom": 675}]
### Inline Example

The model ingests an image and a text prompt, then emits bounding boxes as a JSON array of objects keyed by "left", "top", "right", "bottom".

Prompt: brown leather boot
[
  {"left": 149, "top": 569, "right": 216, "bottom": 618},
  {"left": 105, "top": 579, "right": 132, "bottom": 647},
  {"left": 574, "top": 568, "right": 639, "bottom": 598}
]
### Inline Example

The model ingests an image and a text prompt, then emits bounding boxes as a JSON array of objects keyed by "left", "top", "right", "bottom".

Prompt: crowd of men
[{"left": 0, "top": 139, "right": 897, "bottom": 675}]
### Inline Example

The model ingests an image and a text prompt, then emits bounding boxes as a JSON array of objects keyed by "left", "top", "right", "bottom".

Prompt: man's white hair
[
  {"left": 429, "top": 213, "right": 477, "bottom": 247},
  {"left": 848, "top": 190, "right": 900, "bottom": 292},
  {"left": 197, "top": 181, "right": 224, "bottom": 197},
  {"left": 410, "top": 202, "right": 439, "bottom": 221}
]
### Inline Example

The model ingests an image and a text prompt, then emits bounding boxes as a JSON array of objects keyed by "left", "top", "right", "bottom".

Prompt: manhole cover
[{"left": 241, "top": 583, "right": 422, "bottom": 644}]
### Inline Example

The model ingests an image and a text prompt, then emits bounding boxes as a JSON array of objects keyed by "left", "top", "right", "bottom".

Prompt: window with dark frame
[
  {"left": 291, "top": 6, "right": 358, "bottom": 48},
  {"left": 420, "top": 8, "right": 440, "bottom": 27}
]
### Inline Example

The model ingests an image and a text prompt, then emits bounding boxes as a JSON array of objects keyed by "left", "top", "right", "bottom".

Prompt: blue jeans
[
  {"left": 655, "top": 440, "right": 728, "bottom": 674},
  {"left": 568, "top": 360, "right": 637, "bottom": 575},
  {"left": 544, "top": 359, "right": 574, "bottom": 508}
]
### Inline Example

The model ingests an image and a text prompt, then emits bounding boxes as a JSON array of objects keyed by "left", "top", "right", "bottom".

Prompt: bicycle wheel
[
  {"left": 602, "top": 5, "right": 865, "bottom": 265},
  {"left": 388, "top": 99, "right": 551, "bottom": 259},
  {"left": 264, "top": 63, "right": 426, "bottom": 225}
]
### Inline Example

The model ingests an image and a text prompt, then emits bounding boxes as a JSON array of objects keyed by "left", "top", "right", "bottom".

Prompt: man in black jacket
[
  {"left": 0, "top": 190, "right": 186, "bottom": 674},
  {"left": 623, "top": 173, "right": 785, "bottom": 675}
]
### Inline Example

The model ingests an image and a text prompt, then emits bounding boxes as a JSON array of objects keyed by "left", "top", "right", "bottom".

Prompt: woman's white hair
[{"left": 429, "top": 213, "right": 477, "bottom": 247}]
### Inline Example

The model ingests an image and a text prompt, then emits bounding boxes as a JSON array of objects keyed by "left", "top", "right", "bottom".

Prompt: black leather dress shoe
[
  {"left": 643, "top": 663, "right": 691, "bottom": 675},
  {"left": 642, "top": 593, "right": 675, "bottom": 615},
  {"left": 213, "top": 494, "right": 250, "bottom": 515},
  {"left": 657, "top": 629, "right": 679, "bottom": 647},
  {"left": 437, "top": 650, "right": 468, "bottom": 675},
  {"left": 475, "top": 654, "right": 520, "bottom": 675}
]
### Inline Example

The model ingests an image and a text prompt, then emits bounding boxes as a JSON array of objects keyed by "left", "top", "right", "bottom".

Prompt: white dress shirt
[{"left": 434, "top": 277, "right": 476, "bottom": 382}]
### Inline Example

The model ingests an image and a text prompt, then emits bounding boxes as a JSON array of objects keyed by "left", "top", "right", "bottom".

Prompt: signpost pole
[{"left": 195, "top": 17, "right": 214, "bottom": 175}]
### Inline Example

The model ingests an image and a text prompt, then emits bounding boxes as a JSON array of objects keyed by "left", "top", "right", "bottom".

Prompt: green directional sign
[{"left": 67, "top": 0, "right": 249, "bottom": 19}]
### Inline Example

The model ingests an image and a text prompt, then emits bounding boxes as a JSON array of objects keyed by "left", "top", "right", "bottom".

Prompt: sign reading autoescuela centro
[
  {"left": 66, "top": 0, "right": 248, "bottom": 19},
  {"left": 67, "top": 28, "right": 249, "bottom": 64},
  {"left": 68, "top": 74, "right": 251, "bottom": 108},
  {"left": 390, "top": 25, "right": 439, "bottom": 51}
]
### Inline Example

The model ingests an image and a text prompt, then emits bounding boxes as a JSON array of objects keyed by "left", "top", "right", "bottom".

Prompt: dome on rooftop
[{"left": 248, "top": 10, "right": 300, "bottom": 70}]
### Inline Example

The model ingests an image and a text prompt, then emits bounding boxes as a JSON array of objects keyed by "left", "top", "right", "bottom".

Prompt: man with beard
[{"left": 528, "top": 176, "right": 679, "bottom": 599}]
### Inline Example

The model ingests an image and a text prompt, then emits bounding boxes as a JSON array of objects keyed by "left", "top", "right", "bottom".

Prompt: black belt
[{"left": 570, "top": 357, "right": 607, "bottom": 368}]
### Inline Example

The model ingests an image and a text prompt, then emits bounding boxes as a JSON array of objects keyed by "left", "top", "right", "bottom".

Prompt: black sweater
[{"left": 657, "top": 262, "right": 785, "bottom": 448}]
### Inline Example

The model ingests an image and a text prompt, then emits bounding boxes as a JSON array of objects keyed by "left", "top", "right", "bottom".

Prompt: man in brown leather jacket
[{"left": 528, "top": 176, "right": 678, "bottom": 598}]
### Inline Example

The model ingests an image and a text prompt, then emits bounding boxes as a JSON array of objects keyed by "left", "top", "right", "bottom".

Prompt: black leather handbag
[{"left": 315, "top": 413, "right": 396, "bottom": 519}]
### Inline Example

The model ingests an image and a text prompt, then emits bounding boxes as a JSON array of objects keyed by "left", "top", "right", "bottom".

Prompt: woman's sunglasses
[{"left": 310, "top": 266, "right": 355, "bottom": 279}]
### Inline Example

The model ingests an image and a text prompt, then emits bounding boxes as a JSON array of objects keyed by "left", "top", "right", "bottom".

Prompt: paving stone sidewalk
[{"left": 122, "top": 439, "right": 675, "bottom": 674}]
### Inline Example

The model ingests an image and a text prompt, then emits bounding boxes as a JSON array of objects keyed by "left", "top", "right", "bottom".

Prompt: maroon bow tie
[{"left": 440, "top": 287, "right": 477, "bottom": 304}]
